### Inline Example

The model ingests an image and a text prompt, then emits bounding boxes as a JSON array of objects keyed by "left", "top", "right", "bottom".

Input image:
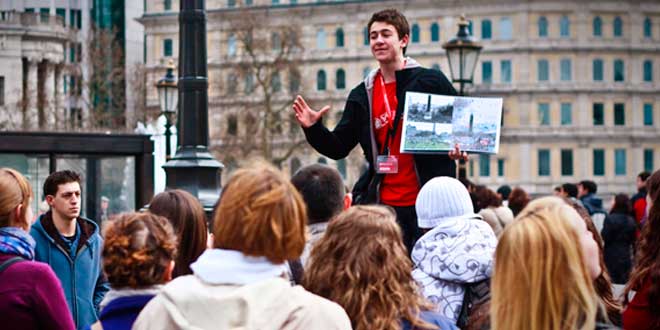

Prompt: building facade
[{"left": 139, "top": 0, "right": 660, "bottom": 197}]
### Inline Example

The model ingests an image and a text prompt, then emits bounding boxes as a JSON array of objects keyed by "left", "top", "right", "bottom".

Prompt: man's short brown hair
[
  {"left": 367, "top": 8, "right": 410, "bottom": 53},
  {"left": 213, "top": 163, "right": 307, "bottom": 263}
]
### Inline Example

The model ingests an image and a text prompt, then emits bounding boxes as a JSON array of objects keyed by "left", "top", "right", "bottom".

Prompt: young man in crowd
[
  {"left": 631, "top": 171, "right": 650, "bottom": 228},
  {"left": 293, "top": 8, "right": 466, "bottom": 252},
  {"left": 291, "top": 164, "right": 351, "bottom": 266},
  {"left": 578, "top": 180, "right": 605, "bottom": 216},
  {"left": 30, "top": 170, "right": 109, "bottom": 330}
]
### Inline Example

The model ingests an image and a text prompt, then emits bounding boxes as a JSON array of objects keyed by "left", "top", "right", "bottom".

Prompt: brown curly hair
[
  {"left": 303, "top": 205, "right": 437, "bottom": 330},
  {"left": 102, "top": 212, "right": 177, "bottom": 289}
]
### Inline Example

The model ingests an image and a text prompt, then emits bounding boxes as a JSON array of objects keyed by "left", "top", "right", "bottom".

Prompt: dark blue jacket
[
  {"left": 401, "top": 310, "right": 459, "bottom": 330},
  {"left": 580, "top": 193, "right": 605, "bottom": 215},
  {"left": 30, "top": 212, "right": 109, "bottom": 330},
  {"left": 86, "top": 294, "right": 155, "bottom": 330}
]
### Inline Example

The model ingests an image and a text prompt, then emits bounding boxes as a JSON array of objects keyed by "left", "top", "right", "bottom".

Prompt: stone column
[
  {"left": 24, "top": 58, "right": 39, "bottom": 130},
  {"left": 54, "top": 63, "right": 65, "bottom": 129},
  {"left": 43, "top": 61, "right": 56, "bottom": 129}
]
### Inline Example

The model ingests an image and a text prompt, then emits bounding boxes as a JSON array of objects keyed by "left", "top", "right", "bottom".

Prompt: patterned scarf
[{"left": 0, "top": 227, "right": 36, "bottom": 260}]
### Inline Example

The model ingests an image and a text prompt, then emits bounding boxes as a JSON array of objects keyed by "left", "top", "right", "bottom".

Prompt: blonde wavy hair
[
  {"left": 303, "top": 205, "right": 437, "bottom": 330},
  {"left": 213, "top": 163, "right": 307, "bottom": 264},
  {"left": 491, "top": 196, "right": 602, "bottom": 330},
  {"left": 0, "top": 168, "right": 33, "bottom": 230}
]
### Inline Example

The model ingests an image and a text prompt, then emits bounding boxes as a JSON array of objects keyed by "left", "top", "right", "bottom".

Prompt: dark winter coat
[
  {"left": 601, "top": 211, "right": 636, "bottom": 284},
  {"left": 302, "top": 58, "right": 458, "bottom": 205}
]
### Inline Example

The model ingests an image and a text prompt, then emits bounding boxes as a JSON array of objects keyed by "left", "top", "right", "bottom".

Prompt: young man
[
  {"left": 30, "top": 170, "right": 109, "bottom": 330},
  {"left": 293, "top": 9, "right": 465, "bottom": 252},
  {"left": 291, "top": 164, "right": 351, "bottom": 266},
  {"left": 631, "top": 171, "right": 650, "bottom": 228}
]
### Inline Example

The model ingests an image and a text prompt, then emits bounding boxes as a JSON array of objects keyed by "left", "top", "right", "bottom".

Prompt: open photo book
[{"left": 400, "top": 92, "right": 503, "bottom": 154}]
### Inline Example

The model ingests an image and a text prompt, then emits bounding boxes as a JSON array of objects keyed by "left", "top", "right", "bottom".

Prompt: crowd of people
[
  {"left": 1, "top": 163, "right": 658, "bottom": 330},
  {"left": 2, "top": 7, "right": 659, "bottom": 330}
]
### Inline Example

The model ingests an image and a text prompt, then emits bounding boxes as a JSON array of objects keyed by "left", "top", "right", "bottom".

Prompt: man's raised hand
[{"left": 293, "top": 95, "right": 330, "bottom": 128}]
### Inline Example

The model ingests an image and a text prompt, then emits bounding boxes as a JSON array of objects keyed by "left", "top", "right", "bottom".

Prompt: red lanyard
[{"left": 378, "top": 74, "right": 397, "bottom": 131}]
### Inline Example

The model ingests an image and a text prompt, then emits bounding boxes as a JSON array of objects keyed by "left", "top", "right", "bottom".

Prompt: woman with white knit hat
[{"left": 411, "top": 176, "right": 497, "bottom": 328}]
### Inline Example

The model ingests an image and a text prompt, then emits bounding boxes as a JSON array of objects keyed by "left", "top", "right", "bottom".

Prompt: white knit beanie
[{"left": 416, "top": 176, "right": 475, "bottom": 229}]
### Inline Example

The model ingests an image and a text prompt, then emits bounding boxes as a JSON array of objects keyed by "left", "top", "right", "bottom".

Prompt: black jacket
[
  {"left": 303, "top": 59, "right": 458, "bottom": 205},
  {"left": 601, "top": 211, "right": 636, "bottom": 284}
]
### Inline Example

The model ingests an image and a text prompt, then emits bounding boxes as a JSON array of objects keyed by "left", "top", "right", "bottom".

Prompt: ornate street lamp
[
  {"left": 156, "top": 59, "right": 178, "bottom": 159},
  {"left": 442, "top": 15, "right": 483, "bottom": 96},
  {"left": 443, "top": 15, "right": 483, "bottom": 179}
]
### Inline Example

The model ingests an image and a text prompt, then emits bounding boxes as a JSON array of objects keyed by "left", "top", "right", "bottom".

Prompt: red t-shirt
[{"left": 372, "top": 73, "right": 419, "bottom": 206}]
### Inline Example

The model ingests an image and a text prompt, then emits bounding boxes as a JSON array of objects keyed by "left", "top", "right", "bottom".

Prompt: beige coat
[
  {"left": 478, "top": 206, "right": 514, "bottom": 237},
  {"left": 132, "top": 276, "right": 351, "bottom": 330}
]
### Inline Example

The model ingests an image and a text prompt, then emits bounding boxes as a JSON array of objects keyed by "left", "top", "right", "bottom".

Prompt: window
[
  {"left": 163, "top": 39, "right": 173, "bottom": 57},
  {"left": 227, "top": 115, "right": 237, "bottom": 135},
  {"left": 271, "top": 72, "right": 281, "bottom": 93},
  {"left": 613, "top": 16, "right": 623, "bottom": 37},
  {"left": 538, "top": 16, "right": 548, "bottom": 37},
  {"left": 363, "top": 27, "right": 369, "bottom": 46},
  {"left": 560, "top": 15, "right": 570, "bottom": 37},
  {"left": 481, "top": 19, "right": 492, "bottom": 39},
  {"left": 499, "top": 17, "right": 513, "bottom": 40},
  {"left": 497, "top": 159, "right": 504, "bottom": 177},
  {"left": 70, "top": 108, "right": 82, "bottom": 128},
  {"left": 538, "top": 149, "right": 550, "bottom": 176},
  {"left": 316, "top": 70, "right": 326, "bottom": 91},
  {"left": 0, "top": 76, "right": 4, "bottom": 106},
  {"left": 244, "top": 73, "right": 253, "bottom": 94},
  {"left": 593, "top": 16, "right": 602, "bottom": 36},
  {"left": 335, "top": 28, "right": 344, "bottom": 48},
  {"left": 615, "top": 149, "right": 626, "bottom": 175},
  {"left": 614, "top": 103, "right": 625, "bottom": 126},
  {"left": 272, "top": 0, "right": 280, "bottom": 4},
  {"left": 644, "top": 149, "right": 654, "bottom": 172},
  {"left": 479, "top": 154, "right": 490, "bottom": 177},
  {"left": 482, "top": 61, "right": 492, "bottom": 84},
  {"left": 56, "top": 8, "right": 65, "bottom": 26},
  {"left": 227, "top": 34, "right": 236, "bottom": 56},
  {"left": 644, "top": 17, "right": 652, "bottom": 38},
  {"left": 560, "top": 58, "right": 572, "bottom": 81},
  {"left": 164, "top": 0, "right": 171, "bottom": 10},
  {"left": 228, "top": 0, "right": 236, "bottom": 7},
  {"left": 39, "top": 8, "right": 48, "bottom": 23},
  {"left": 500, "top": 60, "right": 512, "bottom": 83},
  {"left": 271, "top": 32, "right": 281, "bottom": 52},
  {"left": 316, "top": 28, "right": 326, "bottom": 49},
  {"left": 614, "top": 59, "right": 624, "bottom": 82},
  {"left": 593, "top": 149, "right": 605, "bottom": 176},
  {"left": 25, "top": 8, "right": 34, "bottom": 13},
  {"left": 537, "top": 59, "right": 549, "bottom": 81},
  {"left": 411, "top": 24, "right": 420, "bottom": 43},
  {"left": 363, "top": 66, "right": 371, "bottom": 79},
  {"left": 289, "top": 69, "right": 300, "bottom": 94},
  {"left": 245, "top": 0, "right": 252, "bottom": 5},
  {"left": 593, "top": 103, "right": 604, "bottom": 125},
  {"left": 593, "top": 59, "right": 603, "bottom": 81},
  {"left": 644, "top": 103, "right": 654, "bottom": 126},
  {"left": 335, "top": 69, "right": 345, "bottom": 90},
  {"left": 469, "top": 159, "right": 474, "bottom": 177},
  {"left": 538, "top": 103, "right": 550, "bottom": 125},
  {"left": 430, "top": 23, "right": 440, "bottom": 42},
  {"left": 644, "top": 60, "right": 653, "bottom": 82},
  {"left": 561, "top": 103, "right": 572, "bottom": 125},
  {"left": 561, "top": 149, "right": 573, "bottom": 176}
]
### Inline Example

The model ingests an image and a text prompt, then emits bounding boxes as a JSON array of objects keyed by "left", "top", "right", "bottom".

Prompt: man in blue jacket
[{"left": 30, "top": 170, "right": 109, "bottom": 330}]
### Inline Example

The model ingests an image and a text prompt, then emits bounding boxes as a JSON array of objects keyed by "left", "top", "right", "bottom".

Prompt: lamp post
[
  {"left": 156, "top": 60, "right": 178, "bottom": 160},
  {"left": 162, "top": 0, "right": 223, "bottom": 217},
  {"left": 442, "top": 15, "right": 483, "bottom": 179}
]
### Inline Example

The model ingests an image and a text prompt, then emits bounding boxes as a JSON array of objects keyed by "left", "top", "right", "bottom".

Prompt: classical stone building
[{"left": 140, "top": 0, "right": 660, "bottom": 197}]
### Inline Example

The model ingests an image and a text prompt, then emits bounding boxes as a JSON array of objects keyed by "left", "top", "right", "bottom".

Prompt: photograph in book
[{"left": 400, "top": 92, "right": 503, "bottom": 154}]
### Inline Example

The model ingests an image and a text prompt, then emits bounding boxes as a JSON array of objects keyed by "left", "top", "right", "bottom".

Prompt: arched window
[
  {"left": 430, "top": 23, "right": 440, "bottom": 42},
  {"left": 316, "top": 28, "right": 326, "bottom": 49},
  {"left": 411, "top": 23, "right": 420, "bottom": 43},
  {"left": 538, "top": 16, "right": 548, "bottom": 37},
  {"left": 644, "top": 17, "right": 652, "bottom": 38},
  {"left": 592, "top": 59, "right": 603, "bottom": 81},
  {"left": 271, "top": 72, "right": 281, "bottom": 93},
  {"left": 227, "top": 115, "right": 238, "bottom": 135},
  {"left": 593, "top": 16, "right": 602, "bottom": 37},
  {"left": 227, "top": 34, "right": 237, "bottom": 56},
  {"left": 560, "top": 15, "right": 570, "bottom": 37},
  {"left": 335, "top": 28, "right": 344, "bottom": 48},
  {"left": 644, "top": 60, "right": 653, "bottom": 82},
  {"left": 481, "top": 19, "right": 492, "bottom": 39},
  {"left": 335, "top": 69, "right": 345, "bottom": 90},
  {"left": 316, "top": 70, "right": 326, "bottom": 91},
  {"left": 613, "top": 59, "right": 625, "bottom": 82},
  {"left": 613, "top": 16, "right": 623, "bottom": 37},
  {"left": 244, "top": 72, "right": 254, "bottom": 94}
]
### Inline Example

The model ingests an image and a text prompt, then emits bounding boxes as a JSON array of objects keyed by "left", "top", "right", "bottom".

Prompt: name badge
[{"left": 376, "top": 155, "right": 399, "bottom": 174}]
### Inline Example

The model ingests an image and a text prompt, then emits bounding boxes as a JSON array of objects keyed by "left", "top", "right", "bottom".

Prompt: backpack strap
[{"left": 0, "top": 256, "right": 25, "bottom": 274}]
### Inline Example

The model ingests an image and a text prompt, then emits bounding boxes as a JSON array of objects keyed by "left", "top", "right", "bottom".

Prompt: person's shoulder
[
  {"left": 417, "top": 310, "right": 459, "bottom": 330},
  {"left": 289, "top": 285, "right": 348, "bottom": 315},
  {"left": 7, "top": 259, "right": 59, "bottom": 282}
]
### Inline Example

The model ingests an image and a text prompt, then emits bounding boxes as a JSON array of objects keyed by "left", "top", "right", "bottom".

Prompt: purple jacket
[{"left": 0, "top": 253, "right": 75, "bottom": 330}]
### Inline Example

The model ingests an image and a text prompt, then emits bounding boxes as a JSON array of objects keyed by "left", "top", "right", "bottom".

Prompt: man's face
[
  {"left": 577, "top": 184, "right": 587, "bottom": 198},
  {"left": 47, "top": 182, "right": 81, "bottom": 221},
  {"left": 637, "top": 176, "right": 646, "bottom": 190},
  {"left": 369, "top": 21, "right": 408, "bottom": 64}
]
